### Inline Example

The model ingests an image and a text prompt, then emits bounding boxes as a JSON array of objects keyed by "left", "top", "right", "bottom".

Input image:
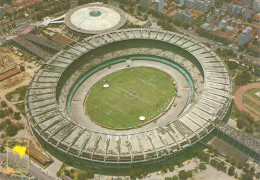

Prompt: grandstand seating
[
  {"left": 12, "top": 37, "right": 52, "bottom": 61},
  {"left": 22, "top": 34, "right": 65, "bottom": 51}
]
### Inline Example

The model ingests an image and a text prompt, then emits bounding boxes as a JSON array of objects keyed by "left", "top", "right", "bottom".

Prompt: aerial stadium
[{"left": 25, "top": 28, "right": 233, "bottom": 169}]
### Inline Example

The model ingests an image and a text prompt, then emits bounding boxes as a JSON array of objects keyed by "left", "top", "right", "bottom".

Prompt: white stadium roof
[{"left": 65, "top": 4, "right": 126, "bottom": 35}]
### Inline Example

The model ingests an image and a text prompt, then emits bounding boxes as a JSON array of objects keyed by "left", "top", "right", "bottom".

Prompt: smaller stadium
[{"left": 64, "top": 3, "right": 126, "bottom": 36}]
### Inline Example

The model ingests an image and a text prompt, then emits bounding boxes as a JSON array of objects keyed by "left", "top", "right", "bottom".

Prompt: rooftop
[{"left": 64, "top": 3, "right": 126, "bottom": 35}]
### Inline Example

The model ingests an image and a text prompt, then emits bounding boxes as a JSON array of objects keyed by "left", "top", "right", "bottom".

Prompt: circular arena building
[
  {"left": 64, "top": 4, "right": 126, "bottom": 36},
  {"left": 25, "top": 29, "right": 232, "bottom": 169}
]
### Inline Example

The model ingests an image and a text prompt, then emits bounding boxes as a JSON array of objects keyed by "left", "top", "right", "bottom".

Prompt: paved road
[{"left": 0, "top": 152, "right": 52, "bottom": 180}]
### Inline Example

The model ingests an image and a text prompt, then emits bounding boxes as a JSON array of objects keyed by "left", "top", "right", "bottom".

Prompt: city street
[{"left": 0, "top": 151, "right": 53, "bottom": 180}]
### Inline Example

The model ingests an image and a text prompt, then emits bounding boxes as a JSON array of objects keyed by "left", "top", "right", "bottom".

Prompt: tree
[
  {"left": 235, "top": 70, "right": 252, "bottom": 86},
  {"left": 199, "top": 163, "right": 206, "bottom": 170},
  {"left": 129, "top": 170, "right": 136, "bottom": 179},
  {"left": 243, "top": 163, "right": 249, "bottom": 172},
  {"left": 228, "top": 166, "right": 235, "bottom": 176},
  {"left": 176, "top": 160, "right": 183, "bottom": 167},
  {"left": 36, "top": 13, "right": 41, "bottom": 21},
  {"left": 0, "top": 123, "right": 5, "bottom": 131},
  {"left": 178, "top": 170, "right": 187, "bottom": 180},
  {"left": 1, "top": 101, "right": 7, "bottom": 107},
  {"left": 5, "top": 119, "right": 11, "bottom": 125},
  {"left": 8, "top": 107, "right": 13, "bottom": 114},
  {"left": 56, "top": 171, "right": 61, "bottom": 177},
  {"left": 254, "top": 66, "right": 260, "bottom": 77},
  {"left": 14, "top": 112, "right": 21, "bottom": 120},
  {"left": 226, "top": 61, "right": 238, "bottom": 70},
  {"left": 6, "top": 124, "right": 18, "bottom": 137},
  {"left": 172, "top": 175, "right": 178, "bottom": 180},
  {"left": 87, "top": 170, "right": 94, "bottom": 179},
  {"left": 77, "top": 172, "right": 88, "bottom": 180},
  {"left": 237, "top": 118, "right": 247, "bottom": 129},
  {"left": 230, "top": 159, "right": 236, "bottom": 166},
  {"left": 70, "top": 169, "right": 75, "bottom": 174},
  {"left": 168, "top": 162, "right": 174, "bottom": 172},
  {"left": 186, "top": 170, "right": 192, "bottom": 178},
  {"left": 0, "top": 146, "right": 5, "bottom": 153},
  {"left": 240, "top": 173, "right": 253, "bottom": 180},
  {"left": 64, "top": 169, "right": 70, "bottom": 176},
  {"left": 0, "top": 110, "right": 6, "bottom": 118},
  {"left": 20, "top": 65, "right": 25, "bottom": 72},
  {"left": 162, "top": 165, "right": 168, "bottom": 173},
  {"left": 249, "top": 167, "right": 255, "bottom": 175},
  {"left": 245, "top": 126, "right": 253, "bottom": 134}
]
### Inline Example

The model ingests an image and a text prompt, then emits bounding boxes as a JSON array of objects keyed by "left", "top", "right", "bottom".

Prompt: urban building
[
  {"left": 224, "top": 4, "right": 252, "bottom": 19},
  {"left": 241, "top": 0, "right": 254, "bottom": 8},
  {"left": 183, "top": 0, "right": 212, "bottom": 12},
  {"left": 154, "top": 0, "right": 164, "bottom": 13},
  {"left": 210, "top": 0, "right": 215, "bottom": 6},
  {"left": 219, "top": 19, "right": 227, "bottom": 28},
  {"left": 241, "top": 8, "right": 252, "bottom": 19},
  {"left": 176, "top": 10, "right": 194, "bottom": 25},
  {"left": 238, "top": 27, "right": 252, "bottom": 45},
  {"left": 253, "top": 0, "right": 260, "bottom": 12},
  {"left": 140, "top": 0, "right": 152, "bottom": 9},
  {"left": 180, "top": 0, "right": 185, "bottom": 6}
]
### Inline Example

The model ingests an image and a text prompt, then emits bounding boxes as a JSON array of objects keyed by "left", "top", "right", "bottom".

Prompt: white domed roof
[{"left": 65, "top": 4, "right": 126, "bottom": 35}]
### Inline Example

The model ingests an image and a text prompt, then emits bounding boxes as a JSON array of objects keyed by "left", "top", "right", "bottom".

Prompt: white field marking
[
  {"left": 135, "top": 68, "right": 173, "bottom": 86},
  {"left": 86, "top": 103, "right": 130, "bottom": 127},
  {"left": 138, "top": 91, "right": 168, "bottom": 119},
  {"left": 87, "top": 87, "right": 108, "bottom": 103},
  {"left": 137, "top": 74, "right": 174, "bottom": 105},
  {"left": 103, "top": 101, "right": 127, "bottom": 115},
  {"left": 112, "top": 84, "right": 150, "bottom": 104}
]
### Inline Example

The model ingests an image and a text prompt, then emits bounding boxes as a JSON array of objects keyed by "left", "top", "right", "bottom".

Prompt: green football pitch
[{"left": 85, "top": 67, "right": 176, "bottom": 129}]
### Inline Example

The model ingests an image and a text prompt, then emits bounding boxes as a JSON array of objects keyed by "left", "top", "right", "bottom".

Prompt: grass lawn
[
  {"left": 15, "top": 103, "right": 25, "bottom": 117},
  {"left": 57, "top": 163, "right": 67, "bottom": 177},
  {"left": 244, "top": 107, "right": 260, "bottom": 118},
  {"left": 5, "top": 86, "right": 27, "bottom": 102},
  {"left": 242, "top": 88, "right": 260, "bottom": 117},
  {"left": 85, "top": 67, "right": 176, "bottom": 129},
  {"left": 244, "top": 87, "right": 260, "bottom": 102},
  {"left": 242, "top": 96, "right": 260, "bottom": 111}
]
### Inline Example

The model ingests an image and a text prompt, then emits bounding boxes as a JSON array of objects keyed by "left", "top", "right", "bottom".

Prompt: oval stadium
[{"left": 25, "top": 28, "right": 233, "bottom": 169}]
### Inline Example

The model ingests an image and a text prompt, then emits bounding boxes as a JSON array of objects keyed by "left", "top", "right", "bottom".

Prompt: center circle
[
  {"left": 85, "top": 67, "right": 176, "bottom": 129},
  {"left": 89, "top": 10, "right": 102, "bottom": 17}
]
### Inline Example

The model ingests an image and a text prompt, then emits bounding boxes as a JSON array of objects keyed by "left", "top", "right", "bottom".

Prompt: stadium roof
[{"left": 64, "top": 4, "right": 126, "bottom": 35}]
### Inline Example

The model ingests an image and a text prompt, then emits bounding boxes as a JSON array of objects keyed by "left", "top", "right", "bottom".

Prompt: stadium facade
[{"left": 25, "top": 29, "right": 233, "bottom": 168}]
